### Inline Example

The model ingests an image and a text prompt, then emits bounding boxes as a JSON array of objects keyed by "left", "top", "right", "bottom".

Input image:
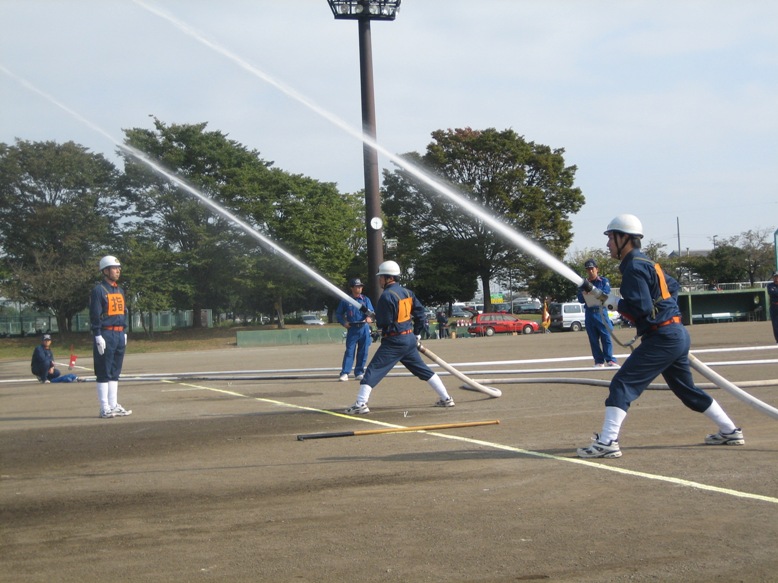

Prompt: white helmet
[
  {"left": 376, "top": 260, "right": 401, "bottom": 276},
  {"left": 99, "top": 255, "right": 121, "bottom": 271},
  {"left": 604, "top": 214, "right": 644, "bottom": 238}
]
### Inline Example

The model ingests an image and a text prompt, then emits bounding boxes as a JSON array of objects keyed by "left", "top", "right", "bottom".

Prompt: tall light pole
[{"left": 327, "top": 0, "right": 400, "bottom": 304}]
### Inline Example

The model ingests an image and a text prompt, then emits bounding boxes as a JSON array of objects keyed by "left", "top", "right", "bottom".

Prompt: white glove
[
  {"left": 416, "top": 334, "right": 422, "bottom": 342},
  {"left": 95, "top": 335, "right": 106, "bottom": 355},
  {"left": 124, "top": 334, "right": 128, "bottom": 347}
]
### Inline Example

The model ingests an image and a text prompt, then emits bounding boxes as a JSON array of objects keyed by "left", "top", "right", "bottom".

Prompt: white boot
[
  {"left": 344, "top": 385, "right": 372, "bottom": 415},
  {"left": 97, "top": 383, "right": 112, "bottom": 418},
  {"left": 599, "top": 406, "right": 627, "bottom": 444},
  {"left": 428, "top": 374, "right": 454, "bottom": 407},
  {"left": 703, "top": 399, "right": 737, "bottom": 434},
  {"left": 108, "top": 380, "right": 118, "bottom": 409},
  {"left": 108, "top": 380, "right": 131, "bottom": 416}
]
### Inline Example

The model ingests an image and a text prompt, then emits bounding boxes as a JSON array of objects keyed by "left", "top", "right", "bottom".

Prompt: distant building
[{"left": 668, "top": 249, "right": 711, "bottom": 259}]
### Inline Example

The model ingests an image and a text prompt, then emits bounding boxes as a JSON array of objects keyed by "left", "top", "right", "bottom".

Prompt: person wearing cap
[
  {"left": 335, "top": 277, "right": 375, "bottom": 381},
  {"left": 577, "top": 258, "right": 617, "bottom": 367},
  {"left": 90, "top": 255, "right": 131, "bottom": 418},
  {"left": 30, "top": 334, "right": 80, "bottom": 383},
  {"left": 577, "top": 214, "right": 743, "bottom": 458},
  {"left": 436, "top": 310, "right": 450, "bottom": 339},
  {"left": 344, "top": 260, "right": 454, "bottom": 415},
  {"left": 768, "top": 270, "right": 778, "bottom": 343},
  {"left": 31, "top": 334, "right": 61, "bottom": 383}
]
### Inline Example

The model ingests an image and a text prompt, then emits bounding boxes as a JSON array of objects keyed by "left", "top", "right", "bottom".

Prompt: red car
[{"left": 467, "top": 313, "right": 539, "bottom": 336}]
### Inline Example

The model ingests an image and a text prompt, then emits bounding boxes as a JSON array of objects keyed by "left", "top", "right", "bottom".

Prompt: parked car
[
  {"left": 301, "top": 314, "right": 325, "bottom": 326},
  {"left": 450, "top": 307, "right": 474, "bottom": 319},
  {"left": 468, "top": 313, "right": 539, "bottom": 336},
  {"left": 514, "top": 299, "right": 542, "bottom": 314},
  {"left": 548, "top": 302, "right": 585, "bottom": 331},
  {"left": 548, "top": 302, "right": 621, "bottom": 331}
]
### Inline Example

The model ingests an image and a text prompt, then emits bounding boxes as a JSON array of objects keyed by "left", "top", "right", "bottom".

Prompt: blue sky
[{"left": 1, "top": 0, "right": 776, "bottom": 258}]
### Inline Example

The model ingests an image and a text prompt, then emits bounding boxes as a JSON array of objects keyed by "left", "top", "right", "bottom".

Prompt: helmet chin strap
[{"left": 614, "top": 232, "right": 629, "bottom": 260}]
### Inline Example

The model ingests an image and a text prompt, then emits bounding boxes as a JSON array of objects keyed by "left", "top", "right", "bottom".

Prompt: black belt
[{"left": 350, "top": 322, "right": 366, "bottom": 327}]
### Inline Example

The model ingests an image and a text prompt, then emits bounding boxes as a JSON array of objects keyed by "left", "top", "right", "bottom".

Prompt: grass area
[
  {"left": 2, "top": 314, "right": 544, "bottom": 361},
  {"left": 0, "top": 325, "right": 290, "bottom": 360}
]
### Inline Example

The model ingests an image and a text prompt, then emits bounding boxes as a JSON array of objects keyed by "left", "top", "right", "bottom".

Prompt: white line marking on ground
[{"left": 167, "top": 380, "right": 778, "bottom": 506}]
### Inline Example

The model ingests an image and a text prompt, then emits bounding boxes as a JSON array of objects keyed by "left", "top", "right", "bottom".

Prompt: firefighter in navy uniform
[
  {"left": 344, "top": 261, "right": 454, "bottom": 415},
  {"left": 90, "top": 255, "right": 131, "bottom": 419},
  {"left": 31, "top": 334, "right": 60, "bottom": 383},
  {"left": 768, "top": 271, "right": 778, "bottom": 343},
  {"left": 577, "top": 215, "right": 743, "bottom": 458}
]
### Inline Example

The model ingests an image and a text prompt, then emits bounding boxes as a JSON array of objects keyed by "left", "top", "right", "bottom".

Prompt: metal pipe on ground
[{"left": 297, "top": 420, "right": 500, "bottom": 441}]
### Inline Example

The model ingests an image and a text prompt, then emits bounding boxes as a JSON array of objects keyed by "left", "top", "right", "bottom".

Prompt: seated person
[{"left": 31, "top": 334, "right": 79, "bottom": 383}]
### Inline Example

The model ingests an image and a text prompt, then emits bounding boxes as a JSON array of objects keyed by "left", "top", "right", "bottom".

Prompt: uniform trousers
[
  {"left": 362, "top": 333, "right": 433, "bottom": 388},
  {"left": 93, "top": 329, "right": 126, "bottom": 382},
  {"left": 340, "top": 324, "right": 372, "bottom": 377},
  {"left": 606, "top": 323, "right": 712, "bottom": 413},
  {"left": 584, "top": 307, "right": 614, "bottom": 364}
]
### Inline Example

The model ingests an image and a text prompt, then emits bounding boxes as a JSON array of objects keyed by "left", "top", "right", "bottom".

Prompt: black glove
[{"left": 581, "top": 280, "right": 607, "bottom": 301}]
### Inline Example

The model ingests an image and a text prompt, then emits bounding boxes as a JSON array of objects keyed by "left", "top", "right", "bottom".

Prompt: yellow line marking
[{"left": 165, "top": 380, "right": 778, "bottom": 506}]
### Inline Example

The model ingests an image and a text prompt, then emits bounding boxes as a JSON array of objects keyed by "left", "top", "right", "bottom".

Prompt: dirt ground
[{"left": 1, "top": 321, "right": 777, "bottom": 583}]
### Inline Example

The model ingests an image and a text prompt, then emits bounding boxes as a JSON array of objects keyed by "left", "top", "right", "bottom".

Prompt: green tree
[
  {"left": 527, "top": 268, "right": 578, "bottom": 304},
  {"left": 642, "top": 240, "right": 669, "bottom": 263},
  {"left": 241, "top": 170, "right": 361, "bottom": 325},
  {"left": 733, "top": 229, "right": 774, "bottom": 285},
  {"left": 382, "top": 128, "right": 584, "bottom": 312},
  {"left": 122, "top": 120, "right": 273, "bottom": 327},
  {"left": 123, "top": 119, "right": 360, "bottom": 328},
  {"left": 411, "top": 240, "right": 479, "bottom": 309},
  {"left": 688, "top": 244, "right": 748, "bottom": 287},
  {"left": 0, "top": 140, "right": 122, "bottom": 334},
  {"left": 122, "top": 235, "right": 191, "bottom": 338}
]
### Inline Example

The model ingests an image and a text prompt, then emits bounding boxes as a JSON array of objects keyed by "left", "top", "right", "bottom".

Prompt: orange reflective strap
[{"left": 654, "top": 263, "right": 671, "bottom": 300}]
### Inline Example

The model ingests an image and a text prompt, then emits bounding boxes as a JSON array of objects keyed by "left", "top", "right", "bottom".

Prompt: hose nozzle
[{"left": 581, "top": 279, "right": 607, "bottom": 302}]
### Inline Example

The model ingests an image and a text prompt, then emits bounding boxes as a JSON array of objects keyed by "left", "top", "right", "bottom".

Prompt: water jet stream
[
  {"left": 0, "top": 65, "right": 498, "bottom": 396},
  {"left": 132, "top": 0, "right": 585, "bottom": 287},
  {"left": 129, "top": 3, "right": 778, "bottom": 418},
  {"left": 8, "top": 7, "right": 774, "bottom": 416},
  {"left": 0, "top": 64, "right": 361, "bottom": 312}
]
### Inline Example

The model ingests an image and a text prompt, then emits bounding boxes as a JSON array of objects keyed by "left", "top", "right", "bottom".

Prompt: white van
[{"left": 549, "top": 302, "right": 586, "bottom": 332}]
